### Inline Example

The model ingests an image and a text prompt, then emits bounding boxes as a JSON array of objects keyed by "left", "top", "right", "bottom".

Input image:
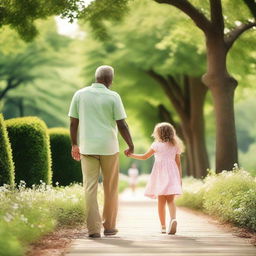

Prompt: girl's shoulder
[
  {"left": 151, "top": 141, "right": 180, "bottom": 153},
  {"left": 151, "top": 141, "right": 172, "bottom": 150}
]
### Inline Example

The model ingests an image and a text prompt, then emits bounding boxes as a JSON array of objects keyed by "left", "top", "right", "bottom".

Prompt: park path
[{"left": 65, "top": 189, "right": 256, "bottom": 256}]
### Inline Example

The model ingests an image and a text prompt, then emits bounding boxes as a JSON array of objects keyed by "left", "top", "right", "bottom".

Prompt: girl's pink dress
[{"left": 144, "top": 141, "right": 182, "bottom": 199}]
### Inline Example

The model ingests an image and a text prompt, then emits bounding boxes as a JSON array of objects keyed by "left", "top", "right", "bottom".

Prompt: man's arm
[
  {"left": 116, "top": 119, "right": 134, "bottom": 156},
  {"left": 70, "top": 117, "right": 80, "bottom": 161}
]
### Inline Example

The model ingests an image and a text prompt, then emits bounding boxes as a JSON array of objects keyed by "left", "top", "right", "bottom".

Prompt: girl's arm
[
  {"left": 175, "top": 154, "right": 182, "bottom": 184},
  {"left": 128, "top": 148, "right": 155, "bottom": 160}
]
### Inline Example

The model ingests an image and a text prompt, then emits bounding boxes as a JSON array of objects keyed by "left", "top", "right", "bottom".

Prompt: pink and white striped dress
[{"left": 144, "top": 141, "right": 182, "bottom": 199}]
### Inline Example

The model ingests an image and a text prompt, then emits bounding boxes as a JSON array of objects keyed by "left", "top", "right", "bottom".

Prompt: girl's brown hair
[{"left": 152, "top": 122, "right": 184, "bottom": 152}]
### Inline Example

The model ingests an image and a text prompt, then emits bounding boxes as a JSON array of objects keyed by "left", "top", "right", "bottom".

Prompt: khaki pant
[{"left": 81, "top": 153, "right": 119, "bottom": 235}]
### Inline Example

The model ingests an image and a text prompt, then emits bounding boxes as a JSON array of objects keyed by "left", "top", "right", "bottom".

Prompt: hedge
[
  {"left": 0, "top": 114, "right": 15, "bottom": 186},
  {"left": 176, "top": 169, "right": 256, "bottom": 231},
  {"left": 5, "top": 117, "right": 52, "bottom": 186},
  {"left": 49, "top": 128, "right": 82, "bottom": 186}
]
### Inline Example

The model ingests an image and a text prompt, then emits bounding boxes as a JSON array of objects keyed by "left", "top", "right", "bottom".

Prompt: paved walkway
[{"left": 66, "top": 189, "right": 256, "bottom": 256}]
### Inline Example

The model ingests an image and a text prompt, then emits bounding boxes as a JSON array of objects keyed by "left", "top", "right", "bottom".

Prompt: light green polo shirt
[{"left": 68, "top": 83, "right": 127, "bottom": 155}]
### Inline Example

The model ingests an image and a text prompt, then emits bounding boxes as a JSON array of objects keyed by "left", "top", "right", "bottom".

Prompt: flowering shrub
[
  {"left": 176, "top": 168, "right": 256, "bottom": 231},
  {"left": 0, "top": 182, "right": 91, "bottom": 256}
]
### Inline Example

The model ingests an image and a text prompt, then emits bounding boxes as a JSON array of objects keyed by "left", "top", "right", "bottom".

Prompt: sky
[{"left": 55, "top": 0, "right": 94, "bottom": 38}]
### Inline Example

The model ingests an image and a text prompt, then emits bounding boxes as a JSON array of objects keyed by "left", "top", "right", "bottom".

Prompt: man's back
[{"left": 68, "top": 83, "right": 127, "bottom": 155}]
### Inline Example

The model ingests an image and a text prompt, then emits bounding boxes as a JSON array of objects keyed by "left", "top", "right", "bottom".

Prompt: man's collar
[{"left": 91, "top": 83, "right": 108, "bottom": 89}]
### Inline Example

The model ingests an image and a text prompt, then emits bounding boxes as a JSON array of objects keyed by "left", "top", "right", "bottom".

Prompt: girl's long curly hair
[{"left": 152, "top": 122, "right": 184, "bottom": 153}]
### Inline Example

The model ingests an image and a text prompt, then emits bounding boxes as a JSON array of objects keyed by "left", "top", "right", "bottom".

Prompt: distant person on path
[
  {"left": 127, "top": 122, "right": 183, "bottom": 235},
  {"left": 68, "top": 65, "right": 134, "bottom": 238},
  {"left": 128, "top": 163, "right": 139, "bottom": 193}
]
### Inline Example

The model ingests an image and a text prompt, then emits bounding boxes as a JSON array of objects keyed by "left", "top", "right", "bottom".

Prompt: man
[{"left": 68, "top": 65, "right": 134, "bottom": 238}]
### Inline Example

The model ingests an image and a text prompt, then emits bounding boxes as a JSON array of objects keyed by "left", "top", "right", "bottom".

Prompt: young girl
[{"left": 128, "top": 122, "right": 183, "bottom": 235}]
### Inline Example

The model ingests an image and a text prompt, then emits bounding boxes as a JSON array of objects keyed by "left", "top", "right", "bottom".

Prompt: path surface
[{"left": 66, "top": 189, "right": 256, "bottom": 256}]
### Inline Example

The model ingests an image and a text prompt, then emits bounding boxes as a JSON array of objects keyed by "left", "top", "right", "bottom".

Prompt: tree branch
[
  {"left": 209, "top": 0, "right": 224, "bottom": 34},
  {"left": 225, "top": 21, "right": 256, "bottom": 50},
  {"left": 147, "top": 70, "right": 184, "bottom": 115},
  {"left": 155, "top": 0, "right": 212, "bottom": 33}
]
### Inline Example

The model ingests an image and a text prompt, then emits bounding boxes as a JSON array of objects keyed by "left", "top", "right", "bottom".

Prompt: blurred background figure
[{"left": 128, "top": 163, "right": 139, "bottom": 193}]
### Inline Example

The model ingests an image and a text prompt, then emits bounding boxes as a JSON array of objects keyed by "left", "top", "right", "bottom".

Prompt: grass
[{"left": 0, "top": 181, "right": 100, "bottom": 256}]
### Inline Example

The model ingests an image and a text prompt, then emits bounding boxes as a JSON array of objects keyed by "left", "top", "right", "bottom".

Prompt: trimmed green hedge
[
  {"left": 0, "top": 114, "right": 15, "bottom": 186},
  {"left": 6, "top": 117, "right": 52, "bottom": 186},
  {"left": 49, "top": 128, "right": 82, "bottom": 186},
  {"left": 176, "top": 170, "right": 256, "bottom": 231}
]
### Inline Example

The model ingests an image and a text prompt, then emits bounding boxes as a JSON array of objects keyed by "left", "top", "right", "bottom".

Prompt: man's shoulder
[
  {"left": 107, "top": 90, "right": 121, "bottom": 99},
  {"left": 74, "top": 86, "right": 91, "bottom": 96}
]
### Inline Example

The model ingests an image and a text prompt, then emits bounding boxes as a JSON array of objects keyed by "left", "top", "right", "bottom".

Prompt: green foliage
[
  {"left": 79, "top": 0, "right": 130, "bottom": 40},
  {"left": 49, "top": 128, "right": 82, "bottom": 186},
  {"left": 0, "top": 114, "right": 15, "bottom": 186},
  {"left": 0, "top": 0, "right": 85, "bottom": 41},
  {"left": 5, "top": 116, "right": 52, "bottom": 186},
  {"left": 0, "top": 183, "right": 88, "bottom": 256},
  {"left": 176, "top": 169, "right": 256, "bottom": 231}
]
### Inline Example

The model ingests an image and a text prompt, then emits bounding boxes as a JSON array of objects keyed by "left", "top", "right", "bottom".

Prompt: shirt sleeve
[
  {"left": 113, "top": 94, "right": 127, "bottom": 120},
  {"left": 68, "top": 92, "right": 79, "bottom": 119}
]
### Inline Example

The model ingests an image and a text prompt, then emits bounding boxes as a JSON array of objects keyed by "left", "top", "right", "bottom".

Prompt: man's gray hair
[{"left": 95, "top": 65, "right": 114, "bottom": 81}]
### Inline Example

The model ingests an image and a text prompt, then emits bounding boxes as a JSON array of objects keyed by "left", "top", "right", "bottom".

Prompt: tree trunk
[
  {"left": 189, "top": 77, "right": 209, "bottom": 177},
  {"left": 18, "top": 99, "right": 24, "bottom": 117},
  {"left": 203, "top": 36, "right": 238, "bottom": 172},
  {"left": 180, "top": 122, "right": 196, "bottom": 177}
]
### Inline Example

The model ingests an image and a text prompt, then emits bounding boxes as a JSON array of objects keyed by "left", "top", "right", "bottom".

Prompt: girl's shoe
[
  {"left": 161, "top": 226, "right": 166, "bottom": 234},
  {"left": 168, "top": 219, "right": 177, "bottom": 235}
]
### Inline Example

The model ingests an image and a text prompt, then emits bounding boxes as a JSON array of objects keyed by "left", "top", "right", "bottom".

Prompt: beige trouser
[{"left": 81, "top": 153, "right": 119, "bottom": 235}]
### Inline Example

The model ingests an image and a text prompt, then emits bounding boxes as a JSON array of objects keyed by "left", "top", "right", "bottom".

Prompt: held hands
[
  {"left": 71, "top": 145, "right": 81, "bottom": 161},
  {"left": 124, "top": 146, "right": 134, "bottom": 157}
]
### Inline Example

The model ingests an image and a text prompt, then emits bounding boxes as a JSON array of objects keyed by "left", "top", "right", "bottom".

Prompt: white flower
[
  {"left": 12, "top": 203, "right": 19, "bottom": 210},
  {"left": 20, "top": 214, "right": 28, "bottom": 223},
  {"left": 3, "top": 213, "right": 13, "bottom": 222}
]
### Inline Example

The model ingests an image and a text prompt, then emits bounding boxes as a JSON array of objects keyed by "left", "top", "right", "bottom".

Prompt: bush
[
  {"left": 176, "top": 169, "right": 256, "bottom": 231},
  {"left": 0, "top": 182, "right": 89, "bottom": 256},
  {"left": 5, "top": 117, "right": 52, "bottom": 186},
  {"left": 49, "top": 128, "right": 82, "bottom": 186},
  {"left": 0, "top": 114, "right": 15, "bottom": 186},
  {"left": 176, "top": 177, "right": 204, "bottom": 210},
  {"left": 203, "top": 170, "right": 256, "bottom": 228}
]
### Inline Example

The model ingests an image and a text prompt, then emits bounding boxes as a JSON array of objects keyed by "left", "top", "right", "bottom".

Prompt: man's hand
[
  {"left": 71, "top": 145, "right": 81, "bottom": 161},
  {"left": 124, "top": 146, "right": 134, "bottom": 156}
]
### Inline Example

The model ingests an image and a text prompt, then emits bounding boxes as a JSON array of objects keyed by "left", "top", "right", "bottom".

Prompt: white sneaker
[
  {"left": 168, "top": 219, "right": 177, "bottom": 235},
  {"left": 161, "top": 226, "right": 166, "bottom": 233}
]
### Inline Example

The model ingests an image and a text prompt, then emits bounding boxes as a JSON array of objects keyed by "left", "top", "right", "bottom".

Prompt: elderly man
[{"left": 68, "top": 65, "right": 134, "bottom": 238}]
